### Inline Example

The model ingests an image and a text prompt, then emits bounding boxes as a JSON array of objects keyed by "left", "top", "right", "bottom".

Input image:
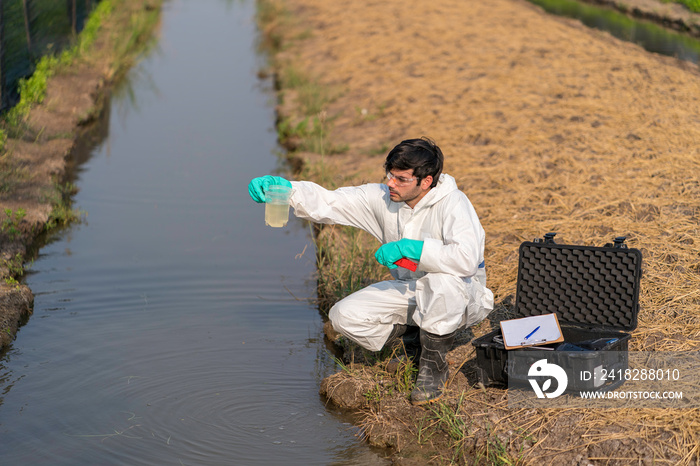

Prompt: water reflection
[{"left": 0, "top": 0, "right": 388, "bottom": 464}]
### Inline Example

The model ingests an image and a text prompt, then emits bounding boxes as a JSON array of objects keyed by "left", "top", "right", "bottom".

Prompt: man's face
[{"left": 386, "top": 169, "right": 433, "bottom": 208}]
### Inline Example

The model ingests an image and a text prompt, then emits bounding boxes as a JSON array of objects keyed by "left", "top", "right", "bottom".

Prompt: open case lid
[{"left": 514, "top": 233, "right": 642, "bottom": 332}]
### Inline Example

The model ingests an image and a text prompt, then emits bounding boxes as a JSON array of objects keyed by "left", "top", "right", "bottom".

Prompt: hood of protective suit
[{"left": 407, "top": 173, "right": 458, "bottom": 210}]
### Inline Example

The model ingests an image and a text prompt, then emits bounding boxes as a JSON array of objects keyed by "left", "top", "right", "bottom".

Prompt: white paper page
[{"left": 500, "top": 313, "right": 562, "bottom": 348}]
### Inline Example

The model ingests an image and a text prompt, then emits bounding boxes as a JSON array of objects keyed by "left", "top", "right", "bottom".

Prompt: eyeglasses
[{"left": 386, "top": 172, "right": 417, "bottom": 186}]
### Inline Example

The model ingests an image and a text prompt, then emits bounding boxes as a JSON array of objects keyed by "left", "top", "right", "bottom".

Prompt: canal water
[{"left": 0, "top": 1, "right": 388, "bottom": 465}]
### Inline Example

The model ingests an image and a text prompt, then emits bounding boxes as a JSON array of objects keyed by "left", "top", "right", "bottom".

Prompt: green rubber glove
[
  {"left": 248, "top": 175, "right": 292, "bottom": 203},
  {"left": 374, "top": 239, "right": 423, "bottom": 269}
]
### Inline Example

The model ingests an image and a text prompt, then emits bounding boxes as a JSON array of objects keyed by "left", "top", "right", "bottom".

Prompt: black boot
[
  {"left": 410, "top": 330, "right": 456, "bottom": 405},
  {"left": 384, "top": 323, "right": 408, "bottom": 346},
  {"left": 400, "top": 326, "right": 421, "bottom": 360},
  {"left": 385, "top": 325, "right": 422, "bottom": 373}
]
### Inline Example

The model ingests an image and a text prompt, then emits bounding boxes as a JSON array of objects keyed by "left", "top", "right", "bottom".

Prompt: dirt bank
[
  {"left": 591, "top": 0, "right": 700, "bottom": 36},
  {"left": 264, "top": 0, "right": 700, "bottom": 463},
  {"left": 0, "top": 1, "right": 163, "bottom": 349}
]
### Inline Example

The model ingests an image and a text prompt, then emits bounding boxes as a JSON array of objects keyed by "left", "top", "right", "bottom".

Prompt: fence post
[
  {"left": 72, "top": 0, "right": 77, "bottom": 34},
  {"left": 22, "top": 0, "right": 32, "bottom": 55}
]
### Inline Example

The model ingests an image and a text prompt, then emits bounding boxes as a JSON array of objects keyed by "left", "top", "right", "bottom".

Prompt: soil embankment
[
  {"left": 266, "top": 0, "right": 700, "bottom": 463},
  {"left": 0, "top": 1, "right": 163, "bottom": 349},
  {"left": 592, "top": 0, "right": 700, "bottom": 36}
]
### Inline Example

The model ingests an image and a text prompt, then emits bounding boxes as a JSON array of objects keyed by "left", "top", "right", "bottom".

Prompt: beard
[{"left": 389, "top": 185, "right": 424, "bottom": 205}]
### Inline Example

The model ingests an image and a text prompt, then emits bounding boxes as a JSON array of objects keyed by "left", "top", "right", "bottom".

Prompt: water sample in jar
[{"left": 265, "top": 184, "right": 292, "bottom": 227}]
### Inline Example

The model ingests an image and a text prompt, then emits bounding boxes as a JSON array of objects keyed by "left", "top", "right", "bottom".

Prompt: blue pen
[{"left": 524, "top": 326, "right": 540, "bottom": 340}]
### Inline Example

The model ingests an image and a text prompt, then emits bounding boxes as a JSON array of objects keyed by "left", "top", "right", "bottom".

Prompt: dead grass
[{"left": 262, "top": 0, "right": 700, "bottom": 463}]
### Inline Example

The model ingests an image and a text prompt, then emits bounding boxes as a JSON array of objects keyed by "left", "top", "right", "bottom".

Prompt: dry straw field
[{"left": 262, "top": 0, "right": 700, "bottom": 462}]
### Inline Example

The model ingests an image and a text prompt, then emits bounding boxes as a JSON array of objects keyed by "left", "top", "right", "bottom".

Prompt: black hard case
[{"left": 472, "top": 234, "right": 642, "bottom": 391}]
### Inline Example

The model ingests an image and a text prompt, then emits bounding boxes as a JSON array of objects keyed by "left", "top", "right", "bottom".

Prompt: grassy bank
[
  {"left": 256, "top": 0, "right": 389, "bottom": 314},
  {"left": 666, "top": 0, "right": 700, "bottom": 13},
  {"left": 257, "top": 0, "right": 700, "bottom": 463},
  {"left": 0, "top": 0, "right": 164, "bottom": 348},
  {"left": 255, "top": 0, "right": 544, "bottom": 462}
]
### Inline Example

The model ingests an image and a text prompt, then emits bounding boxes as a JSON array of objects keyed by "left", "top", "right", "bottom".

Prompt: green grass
[
  {"left": 2, "top": 0, "right": 159, "bottom": 135},
  {"left": 416, "top": 415, "right": 436, "bottom": 445},
  {"left": 110, "top": 2, "right": 162, "bottom": 82},
  {"left": 314, "top": 225, "right": 388, "bottom": 315},
  {"left": 43, "top": 182, "right": 84, "bottom": 231},
  {"left": 477, "top": 423, "right": 530, "bottom": 466},
  {"left": 327, "top": 351, "right": 352, "bottom": 374},
  {"left": 276, "top": 66, "right": 337, "bottom": 155},
  {"left": 663, "top": 0, "right": 700, "bottom": 13},
  {"left": 1, "top": 208, "right": 27, "bottom": 240},
  {"left": 362, "top": 358, "right": 419, "bottom": 404},
  {"left": 2, "top": 0, "right": 115, "bottom": 129},
  {"left": 428, "top": 397, "right": 470, "bottom": 463},
  {"left": 277, "top": 116, "right": 310, "bottom": 143},
  {"left": 256, "top": 0, "right": 350, "bottom": 157},
  {"left": 393, "top": 357, "right": 418, "bottom": 393},
  {"left": 415, "top": 394, "right": 532, "bottom": 465},
  {"left": 3, "top": 55, "right": 58, "bottom": 130},
  {"left": 368, "top": 143, "right": 390, "bottom": 157},
  {"left": 78, "top": 1, "right": 116, "bottom": 53},
  {"left": 0, "top": 151, "right": 29, "bottom": 194},
  {"left": 3, "top": 253, "right": 25, "bottom": 278},
  {"left": 255, "top": 0, "right": 293, "bottom": 53},
  {"left": 363, "top": 382, "right": 382, "bottom": 404}
]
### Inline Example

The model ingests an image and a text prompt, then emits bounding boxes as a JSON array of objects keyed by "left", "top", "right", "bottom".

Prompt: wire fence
[{"left": 0, "top": 0, "right": 101, "bottom": 112}]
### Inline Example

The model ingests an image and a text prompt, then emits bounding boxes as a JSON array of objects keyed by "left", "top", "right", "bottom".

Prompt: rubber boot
[
  {"left": 410, "top": 329, "right": 456, "bottom": 405},
  {"left": 384, "top": 323, "right": 408, "bottom": 346},
  {"left": 399, "top": 326, "right": 422, "bottom": 360},
  {"left": 385, "top": 325, "right": 422, "bottom": 373}
]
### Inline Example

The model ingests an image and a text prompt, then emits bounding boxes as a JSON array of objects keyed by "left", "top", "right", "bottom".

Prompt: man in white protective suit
[{"left": 248, "top": 137, "right": 494, "bottom": 404}]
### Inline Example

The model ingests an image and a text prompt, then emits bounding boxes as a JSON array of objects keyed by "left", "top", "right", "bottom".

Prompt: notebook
[{"left": 499, "top": 313, "right": 564, "bottom": 350}]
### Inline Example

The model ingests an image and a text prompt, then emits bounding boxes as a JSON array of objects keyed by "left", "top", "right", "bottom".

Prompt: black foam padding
[{"left": 515, "top": 242, "right": 642, "bottom": 331}]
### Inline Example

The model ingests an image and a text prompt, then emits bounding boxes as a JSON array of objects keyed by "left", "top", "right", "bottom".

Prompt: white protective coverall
[{"left": 289, "top": 173, "right": 494, "bottom": 351}]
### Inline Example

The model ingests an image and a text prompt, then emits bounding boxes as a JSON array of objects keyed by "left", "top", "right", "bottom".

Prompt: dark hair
[{"left": 384, "top": 137, "right": 443, "bottom": 188}]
